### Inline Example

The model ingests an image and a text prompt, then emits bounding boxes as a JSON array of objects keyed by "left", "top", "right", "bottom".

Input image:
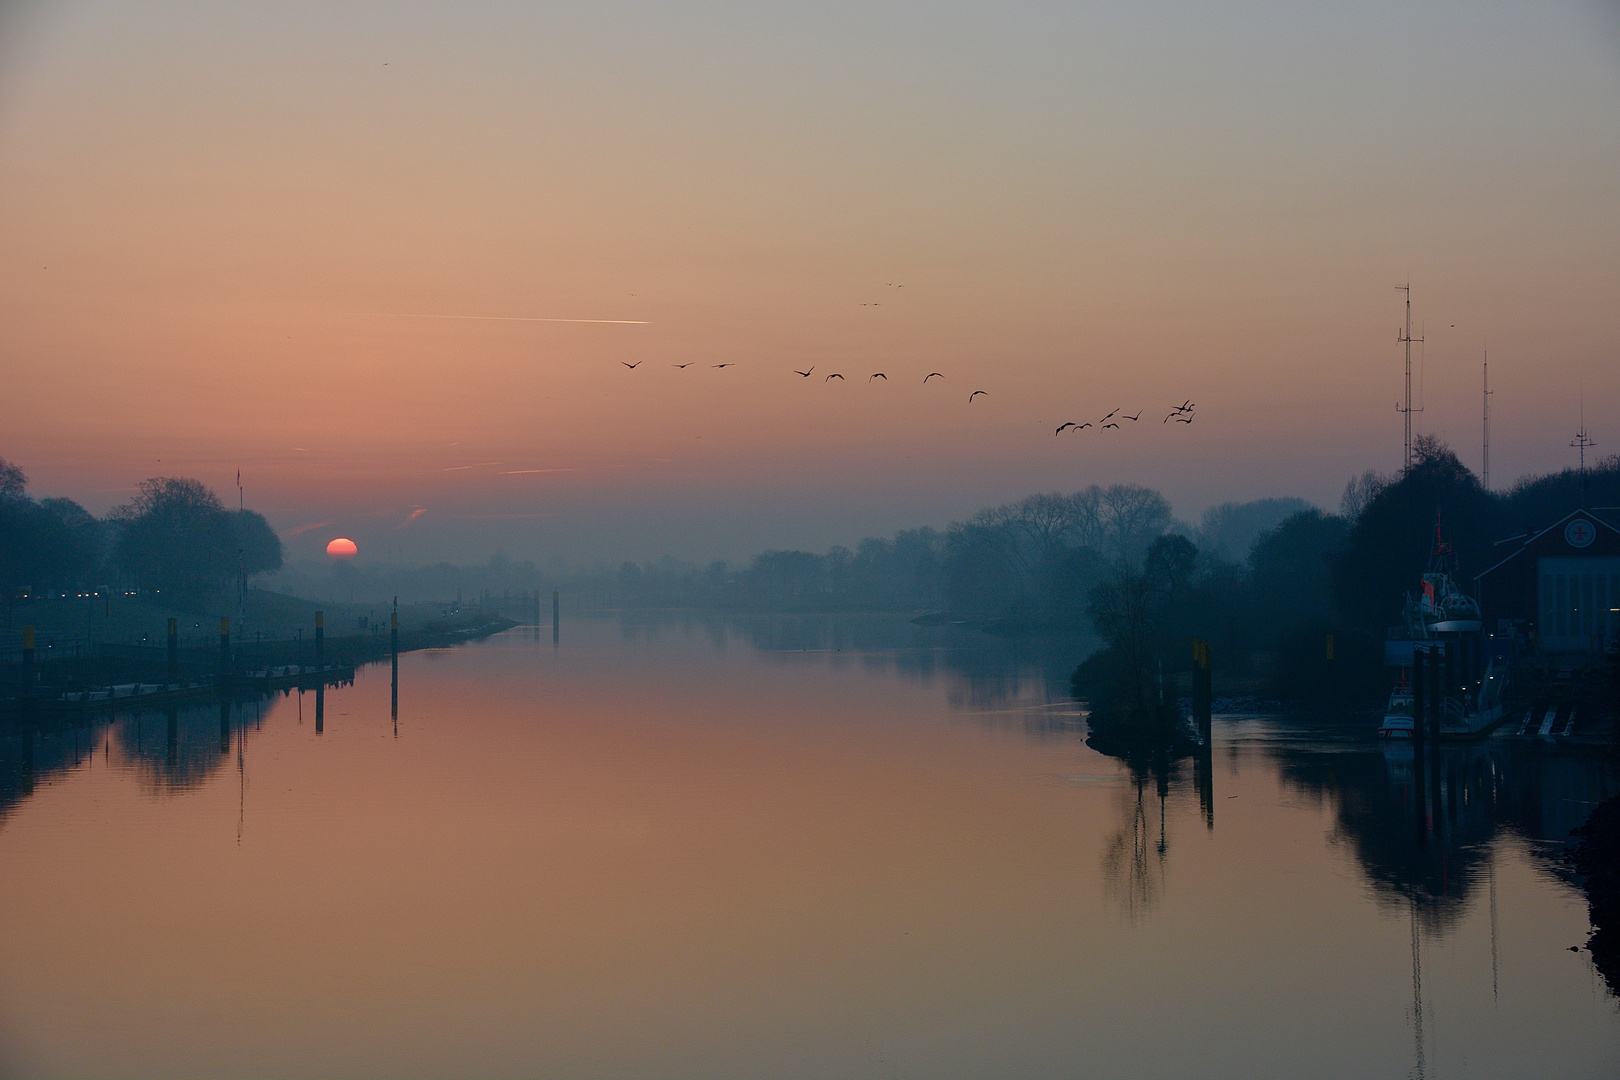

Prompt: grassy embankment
[{"left": 5, "top": 588, "right": 514, "bottom": 660}]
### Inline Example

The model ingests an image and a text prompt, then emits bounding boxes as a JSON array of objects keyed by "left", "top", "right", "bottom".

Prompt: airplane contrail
[{"left": 341, "top": 312, "right": 650, "bottom": 325}]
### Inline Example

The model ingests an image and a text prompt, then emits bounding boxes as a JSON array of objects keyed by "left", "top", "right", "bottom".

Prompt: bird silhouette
[
  {"left": 795, "top": 367, "right": 815, "bottom": 377},
  {"left": 825, "top": 373, "right": 844, "bottom": 381},
  {"left": 869, "top": 373, "right": 887, "bottom": 381},
  {"left": 969, "top": 390, "right": 987, "bottom": 403},
  {"left": 711, "top": 363, "right": 734, "bottom": 369},
  {"left": 1102, "top": 422, "right": 1120, "bottom": 429},
  {"left": 621, "top": 362, "right": 642, "bottom": 370},
  {"left": 672, "top": 363, "right": 692, "bottom": 369},
  {"left": 1176, "top": 400, "right": 1195, "bottom": 412},
  {"left": 1076, "top": 422, "right": 1092, "bottom": 429},
  {"left": 923, "top": 372, "right": 944, "bottom": 382},
  {"left": 1055, "top": 422, "right": 1077, "bottom": 435},
  {"left": 1163, "top": 411, "right": 1178, "bottom": 423},
  {"left": 1174, "top": 414, "right": 1194, "bottom": 424},
  {"left": 1123, "top": 411, "right": 1141, "bottom": 421},
  {"left": 1099, "top": 407, "right": 1120, "bottom": 423}
]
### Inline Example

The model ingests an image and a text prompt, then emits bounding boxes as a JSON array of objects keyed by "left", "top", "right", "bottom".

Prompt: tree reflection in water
[{"left": 1102, "top": 774, "right": 1166, "bottom": 923}]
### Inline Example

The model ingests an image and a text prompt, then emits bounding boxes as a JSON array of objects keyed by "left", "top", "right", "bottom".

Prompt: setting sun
[{"left": 325, "top": 537, "right": 358, "bottom": 559}]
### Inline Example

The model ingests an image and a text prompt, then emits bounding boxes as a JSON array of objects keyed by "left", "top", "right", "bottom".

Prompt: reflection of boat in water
[{"left": 1380, "top": 513, "right": 1510, "bottom": 741}]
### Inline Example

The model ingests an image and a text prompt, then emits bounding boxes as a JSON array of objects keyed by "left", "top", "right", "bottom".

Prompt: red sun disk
[{"left": 326, "top": 537, "right": 358, "bottom": 558}]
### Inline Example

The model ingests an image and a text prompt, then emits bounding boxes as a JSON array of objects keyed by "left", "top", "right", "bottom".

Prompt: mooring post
[
  {"left": 167, "top": 617, "right": 178, "bottom": 683},
  {"left": 390, "top": 610, "right": 399, "bottom": 721},
  {"left": 21, "top": 625, "right": 35, "bottom": 696},
  {"left": 219, "top": 616, "right": 232, "bottom": 679},
  {"left": 219, "top": 697, "right": 231, "bottom": 754},
  {"left": 552, "top": 590, "right": 560, "bottom": 644},
  {"left": 1429, "top": 643, "right": 1444, "bottom": 739},
  {"left": 315, "top": 684, "right": 325, "bottom": 735},
  {"left": 315, "top": 610, "right": 324, "bottom": 666},
  {"left": 1412, "top": 648, "right": 1426, "bottom": 743}
]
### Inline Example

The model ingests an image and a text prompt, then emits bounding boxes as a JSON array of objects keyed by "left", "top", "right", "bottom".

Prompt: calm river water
[{"left": 1, "top": 614, "right": 1617, "bottom": 1078}]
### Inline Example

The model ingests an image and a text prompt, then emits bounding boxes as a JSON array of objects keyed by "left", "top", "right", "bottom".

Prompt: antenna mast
[
  {"left": 1396, "top": 283, "right": 1424, "bottom": 471},
  {"left": 1572, "top": 397, "right": 1596, "bottom": 508},
  {"left": 1482, "top": 351, "right": 1492, "bottom": 491}
]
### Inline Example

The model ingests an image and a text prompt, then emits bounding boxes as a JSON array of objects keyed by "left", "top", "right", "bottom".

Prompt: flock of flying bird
[
  {"left": 1055, "top": 399, "right": 1197, "bottom": 434},
  {"left": 618, "top": 360, "right": 1196, "bottom": 436}
]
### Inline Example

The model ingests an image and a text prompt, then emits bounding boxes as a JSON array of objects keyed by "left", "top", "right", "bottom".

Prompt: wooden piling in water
[
  {"left": 21, "top": 626, "right": 35, "bottom": 698},
  {"left": 315, "top": 610, "right": 324, "bottom": 665},
  {"left": 1419, "top": 647, "right": 1432, "bottom": 738},
  {"left": 1428, "top": 643, "right": 1443, "bottom": 738},
  {"left": 390, "top": 611, "right": 399, "bottom": 721}
]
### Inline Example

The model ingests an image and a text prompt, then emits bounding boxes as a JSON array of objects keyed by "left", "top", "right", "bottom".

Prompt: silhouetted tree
[
  {"left": 0, "top": 458, "right": 104, "bottom": 597},
  {"left": 112, "top": 477, "right": 279, "bottom": 602},
  {"left": 1195, "top": 497, "right": 1314, "bottom": 562},
  {"left": 1332, "top": 437, "right": 1492, "bottom": 636}
]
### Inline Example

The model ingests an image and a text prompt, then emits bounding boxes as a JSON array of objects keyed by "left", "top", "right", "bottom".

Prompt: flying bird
[
  {"left": 711, "top": 363, "right": 734, "bottom": 369},
  {"left": 672, "top": 363, "right": 692, "bottom": 369},
  {"left": 1175, "top": 400, "right": 1195, "bottom": 413},
  {"left": 1163, "top": 412, "right": 1179, "bottom": 423},
  {"left": 1099, "top": 407, "right": 1120, "bottom": 423},
  {"left": 1102, "top": 422, "right": 1120, "bottom": 429},
  {"left": 869, "top": 373, "right": 887, "bottom": 381},
  {"left": 923, "top": 372, "right": 944, "bottom": 382},
  {"left": 1055, "top": 422, "right": 1077, "bottom": 435},
  {"left": 1123, "top": 411, "right": 1141, "bottom": 421},
  {"left": 795, "top": 367, "right": 815, "bottom": 377},
  {"left": 969, "top": 390, "right": 987, "bottom": 403},
  {"left": 1175, "top": 414, "right": 1194, "bottom": 424},
  {"left": 825, "top": 373, "right": 845, "bottom": 381},
  {"left": 1075, "top": 422, "right": 1091, "bottom": 429},
  {"left": 622, "top": 362, "right": 642, "bottom": 369}
]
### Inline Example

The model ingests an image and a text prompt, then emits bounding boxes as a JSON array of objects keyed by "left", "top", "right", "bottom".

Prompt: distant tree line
[{"left": 0, "top": 458, "right": 282, "bottom": 607}]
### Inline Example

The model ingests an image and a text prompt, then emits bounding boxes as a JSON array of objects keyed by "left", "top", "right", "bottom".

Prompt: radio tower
[
  {"left": 1482, "top": 351, "right": 1492, "bottom": 491},
  {"left": 1396, "top": 283, "right": 1424, "bottom": 471}
]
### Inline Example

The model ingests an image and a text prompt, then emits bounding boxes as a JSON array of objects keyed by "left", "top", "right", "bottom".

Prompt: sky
[{"left": 1, "top": 1, "right": 1617, "bottom": 567}]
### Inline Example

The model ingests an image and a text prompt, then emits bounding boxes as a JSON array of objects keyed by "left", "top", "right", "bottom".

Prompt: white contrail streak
[{"left": 341, "top": 312, "right": 649, "bottom": 325}]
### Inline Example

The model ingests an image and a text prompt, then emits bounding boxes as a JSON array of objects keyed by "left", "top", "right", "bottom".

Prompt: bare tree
[
  {"left": 1339, "top": 469, "right": 1390, "bottom": 523},
  {"left": 1098, "top": 484, "right": 1172, "bottom": 564}
]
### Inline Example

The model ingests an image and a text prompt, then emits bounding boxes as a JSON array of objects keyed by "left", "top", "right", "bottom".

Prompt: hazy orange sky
[{"left": 2, "top": 1, "right": 1617, "bottom": 565}]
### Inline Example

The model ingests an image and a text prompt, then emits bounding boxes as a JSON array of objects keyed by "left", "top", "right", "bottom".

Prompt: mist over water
[{"left": 0, "top": 617, "right": 1614, "bottom": 1079}]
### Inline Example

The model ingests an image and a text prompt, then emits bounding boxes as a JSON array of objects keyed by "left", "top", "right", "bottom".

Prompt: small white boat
[{"left": 1379, "top": 684, "right": 1416, "bottom": 739}]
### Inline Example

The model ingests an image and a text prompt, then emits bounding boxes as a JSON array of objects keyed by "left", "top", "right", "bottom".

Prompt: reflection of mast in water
[
  {"left": 237, "top": 700, "right": 247, "bottom": 845},
  {"left": 1488, "top": 848, "right": 1499, "bottom": 1002},
  {"left": 165, "top": 707, "right": 178, "bottom": 768},
  {"left": 315, "top": 685, "right": 325, "bottom": 735},
  {"left": 1410, "top": 899, "right": 1426, "bottom": 1080}
]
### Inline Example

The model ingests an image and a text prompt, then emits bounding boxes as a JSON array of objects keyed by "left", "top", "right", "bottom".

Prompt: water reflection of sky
[{"left": 0, "top": 615, "right": 1615, "bottom": 1079}]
